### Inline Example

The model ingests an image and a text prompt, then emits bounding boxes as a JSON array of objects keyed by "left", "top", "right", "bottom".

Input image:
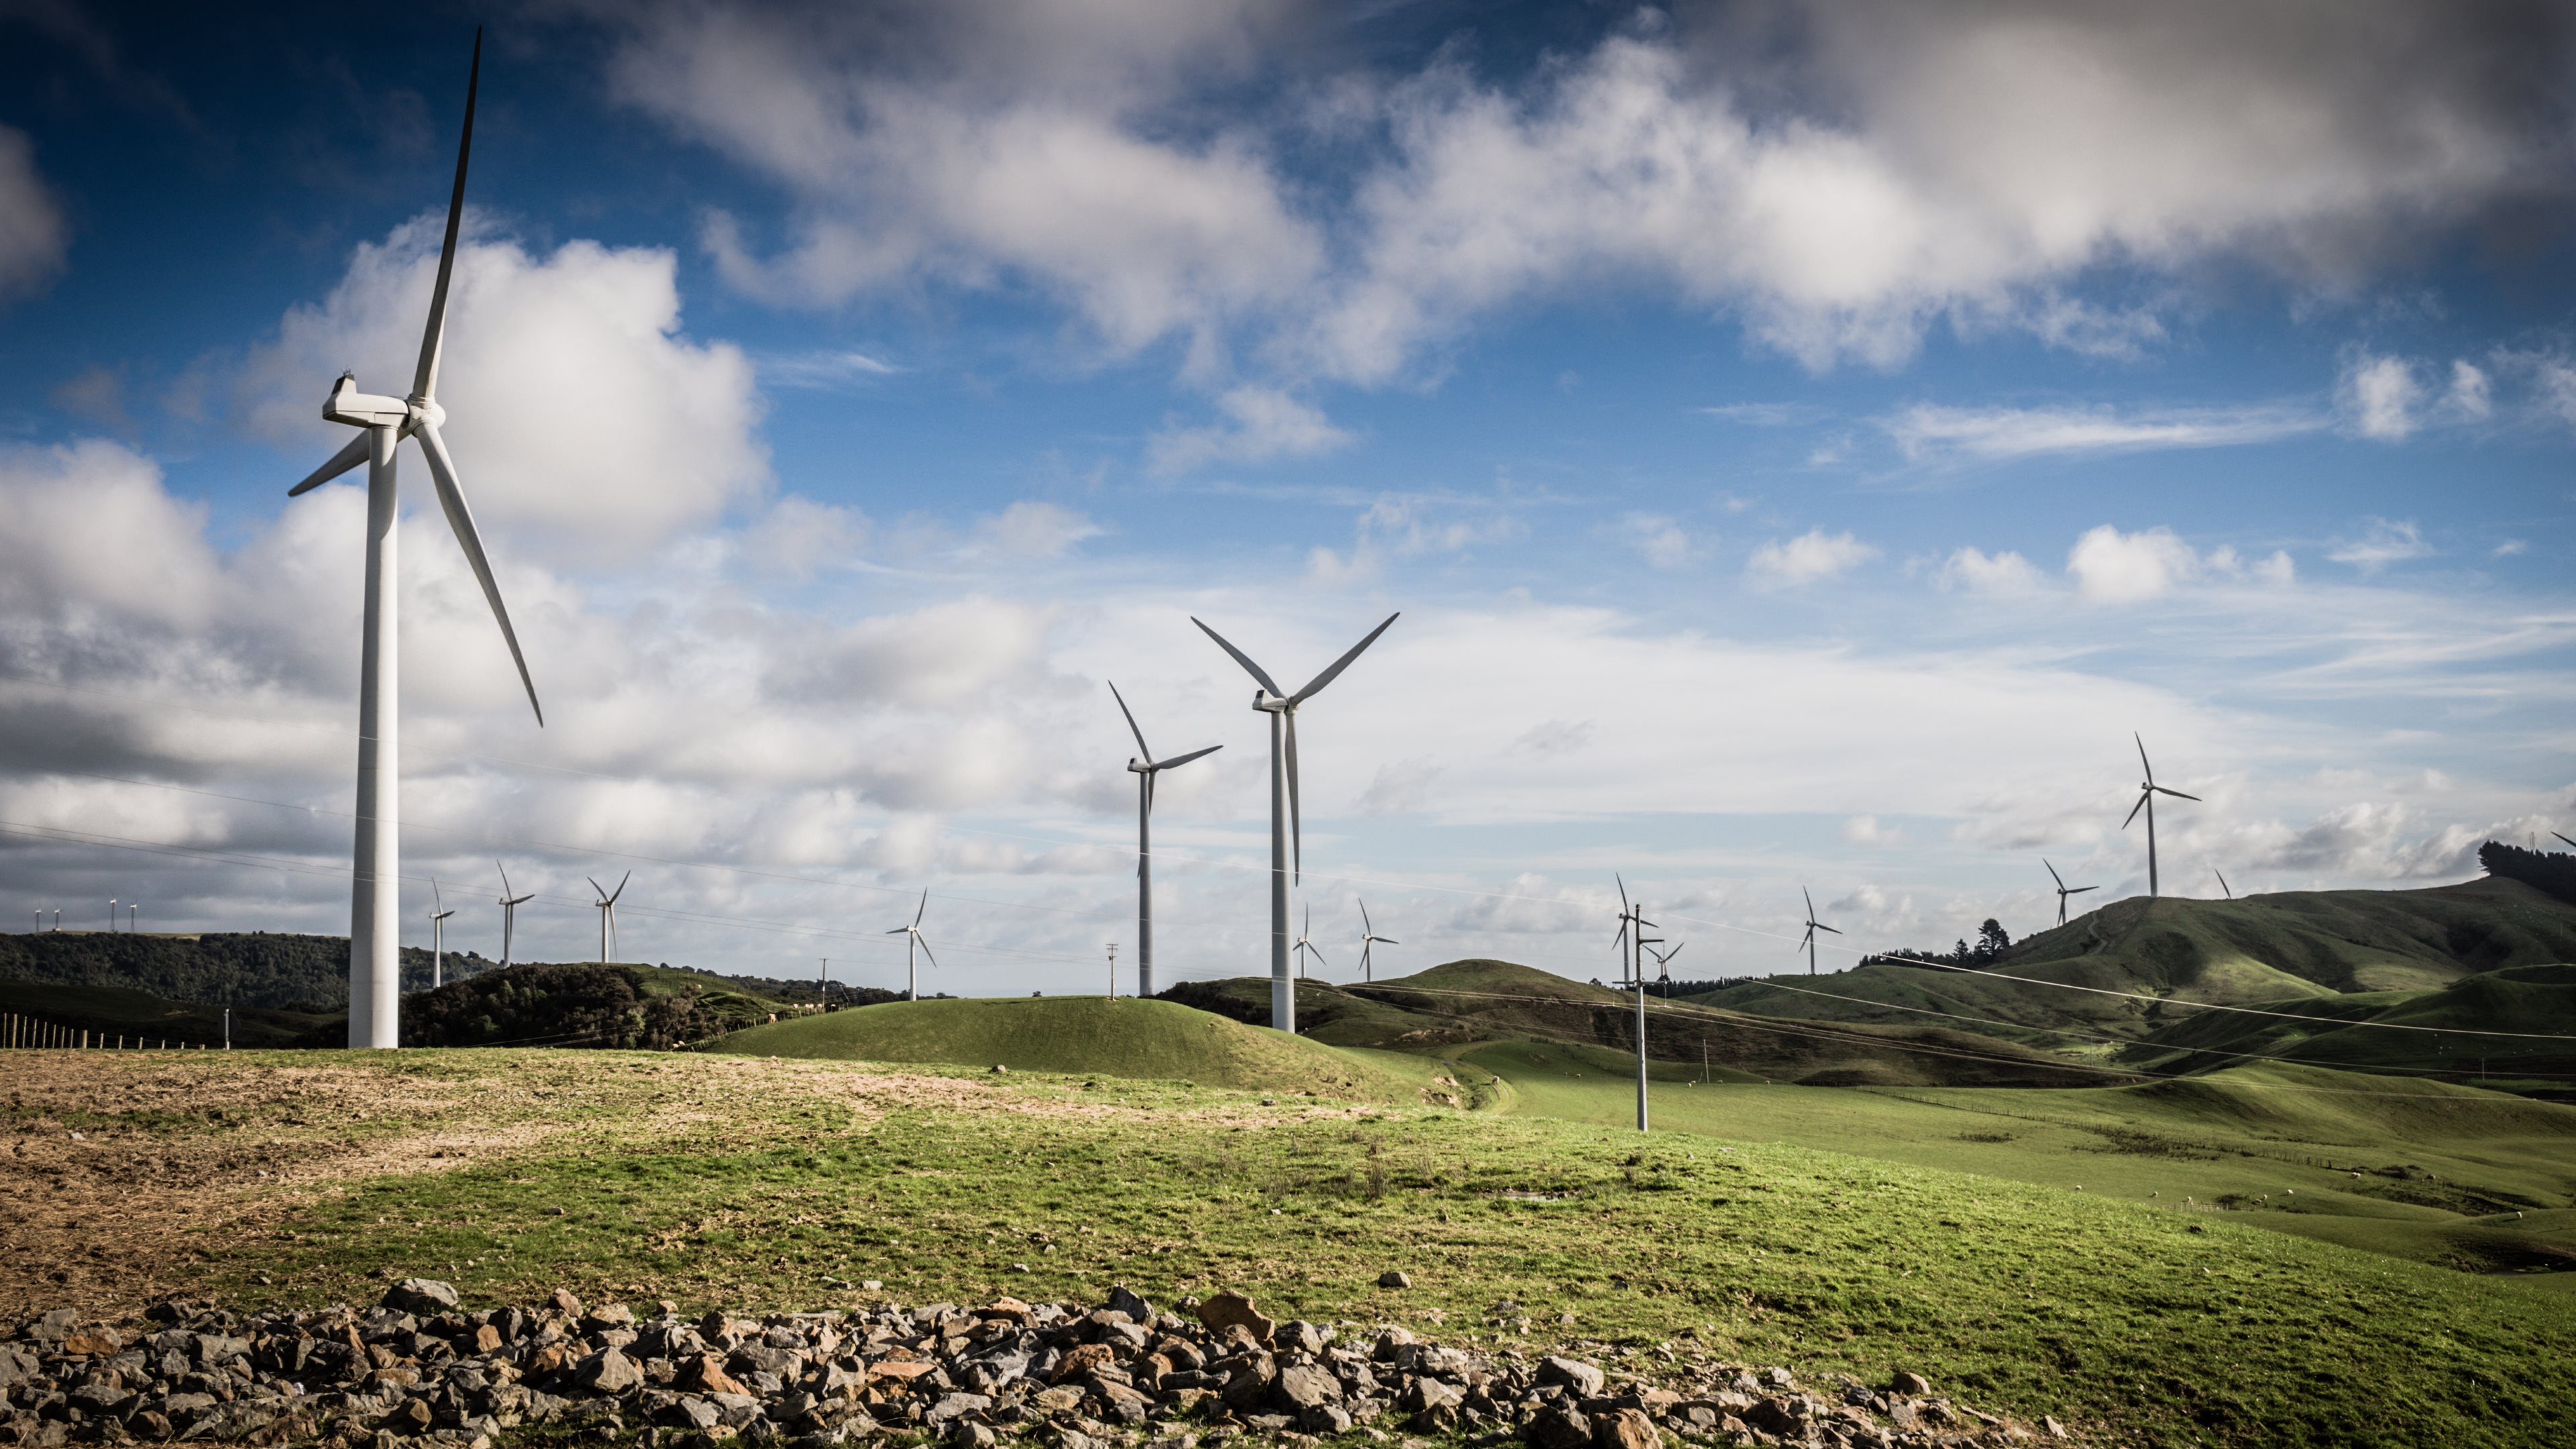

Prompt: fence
[{"left": 0, "top": 1012, "right": 224, "bottom": 1050}]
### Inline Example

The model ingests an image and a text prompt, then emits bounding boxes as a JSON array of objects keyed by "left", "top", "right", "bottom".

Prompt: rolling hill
[
  {"left": 1689, "top": 877, "right": 2576, "bottom": 1060},
  {"left": 2118, "top": 962, "right": 2576, "bottom": 1087},
  {"left": 713, "top": 994, "right": 1453, "bottom": 1102}
]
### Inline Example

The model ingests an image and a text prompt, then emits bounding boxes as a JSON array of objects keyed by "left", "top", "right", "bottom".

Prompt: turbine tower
[
  {"left": 1192, "top": 612, "right": 1399, "bottom": 1033},
  {"left": 496, "top": 863, "right": 535, "bottom": 969},
  {"left": 1358, "top": 899, "right": 1398, "bottom": 982},
  {"left": 285, "top": 32, "right": 543, "bottom": 1049},
  {"left": 428, "top": 881, "right": 457, "bottom": 988},
  {"left": 2121, "top": 734, "right": 2200, "bottom": 898},
  {"left": 2044, "top": 859, "right": 2097, "bottom": 926},
  {"left": 588, "top": 872, "right": 629, "bottom": 963},
  {"left": 1796, "top": 888, "right": 1839, "bottom": 975},
  {"left": 1293, "top": 905, "right": 1326, "bottom": 979},
  {"left": 1108, "top": 681, "right": 1220, "bottom": 1000},
  {"left": 887, "top": 890, "right": 936, "bottom": 1001}
]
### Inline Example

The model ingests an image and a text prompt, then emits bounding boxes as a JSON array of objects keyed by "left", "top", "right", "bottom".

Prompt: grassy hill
[
  {"left": 715, "top": 994, "right": 1453, "bottom": 1103},
  {"left": 1156, "top": 975, "right": 1481, "bottom": 1048},
  {"left": 1349, "top": 959, "right": 2114, "bottom": 1087},
  {"left": 404, "top": 961, "right": 806, "bottom": 1049},
  {"left": 2119, "top": 963, "right": 2576, "bottom": 1089},
  {"left": 1691, "top": 878, "right": 2576, "bottom": 1055},
  {"left": 22, "top": 1048, "right": 2576, "bottom": 1446}
]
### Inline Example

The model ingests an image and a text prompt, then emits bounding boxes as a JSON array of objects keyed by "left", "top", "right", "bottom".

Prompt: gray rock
[
  {"left": 1104, "top": 1286, "right": 1154, "bottom": 1324},
  {"left": 1891, "top": 1371, "right": 1931, "bottom": 1397},
  {"left": 576, "top": 1348, "right": 645, "bottom": 1394},
  {"left": 662, "top": 1397, "right": 724, "bottom": 1431},
  {"left": 1538, "top": 1357, "right": 1605, "bottom": 1398},
  {"left": 1401, "top": 1379, "right": 1464, "bottom": 1413},
  {"left": 1273, "top": 1364, "right": 1343, "bottom": 1411},
  {"left": 1524, "top": 1401, "right": 1593, "bottom": 1449},
  {"left": 947, "top": 1424, "right": 998, "bottom": 1449},
  {"left": 1377, "top": 1270, "right": 1412, "bottom": 1289},
  {"left": 383, "top": 1279, "right": 462, "bottom": 1316},
  {"left": 1300, "top": 1403, "right": 1354, "bottom": 1435},
  {"left": 924, "top": 1393, "right": 992, "bottom": 1428},
  {"left": 1272, "top": 1320, "right": 1331, "bottom": 1356}
]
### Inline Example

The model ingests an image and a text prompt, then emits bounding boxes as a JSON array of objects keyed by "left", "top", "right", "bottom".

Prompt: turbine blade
[
  {"left": 2045, "top": 858, "right": 2064, "bottom": 890},
  {"left": 2157, "top": 787, "right": 2202, "bottom": 801},
  {"left": 915, "top": 888, "right": 928, "bottom": 926},
  {"left": 1382, "top": 936, "right": 1400, "bottom": 945},
  {"left": 1662, "top": 943, "right": 1682, "bottom": 963},
  {"left": 414, "top": 419, "right": 543, "bottom": 724},
  {"left": 1617, "top": 873, "right": 1629, "bottom": 915},
  {"left": 1107, "top": 679, "right": 1154, "bottom": 761},
  {"left": 918, "top": 938, "right": 938, "bottom": 970},
  {"left": 1817, "top": 923, "right": 1842, "bottom": 934},
  {"left": 2069, "top": 885, "right": 2098, "bottom": 894},
  {"left": 2556, "top": 832, "right": 2576, "bottom": 849},
  {"left": 1358, "top": 899, "right": 1371, "bottom": 935},
  {"left": 1190, "top": 617, "right": 1282, "bottom": 696},
  {"left": 1142, "top": 768, "right": 1155, "bottom": 815},
  {"left": 1285, "top": 708, "right": 1301, "bottom": 882},
  {"left": 496, "top": 861, "right": 511, "bottom": 896},
  {"left": 586, "top": 876, "right": 606, "bottom": 900},
  {"left": 2135, "top": 731, "right": 2153, "bottom": 786},
  {"left": 610, "top": 870, "right": 629, "bottom": 904},
  {"left": 2121, "top": 791, "right": 2147, "bottom": 829},
  {"left": 1154, "top": 744, "right": 1221, "bottom": 770},
  {"left": 1290, "top": 612, "right": 1400, "bottom": 704},
  {"left": 289, "top": 432, "right": 371, "bottom": 497},
  {"left": 885, "top": 927, "right": 908, "bottom": 934},
  {"left": 414, "top": 29, "right": 482, "bottom": 402},
  {"left": 1803, "top": 885, "right": 1815, "bottom": 918}
]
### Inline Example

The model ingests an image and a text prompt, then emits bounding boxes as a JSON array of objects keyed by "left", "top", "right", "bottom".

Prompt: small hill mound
[
  {"left": 2121, "top": 963, "right": 2576, "bottom": 1089},
  {"left": 1156, "top": 976, "right": 1478, "bottom": 1049},
  {"left": 404, "top": 962, "right": 796, "bottom": 1049},
  {"left": 713, "top": 996, "right": 1440, "bottom": 1101}
]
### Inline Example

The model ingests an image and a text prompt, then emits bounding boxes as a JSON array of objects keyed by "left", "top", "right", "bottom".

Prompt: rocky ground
[{"left": 0, "top": 1282, "right": 2076, "bottom": 1449}]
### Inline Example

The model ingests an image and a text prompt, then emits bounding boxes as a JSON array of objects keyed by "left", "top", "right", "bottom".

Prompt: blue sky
[{"left": 2, "top": 1, "right": 2571, "bottom": 992}]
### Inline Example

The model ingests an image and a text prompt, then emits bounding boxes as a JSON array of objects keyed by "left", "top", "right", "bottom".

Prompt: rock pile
[{"left": 1, "top": 1283, "right": 2070, "bottom": 1448}]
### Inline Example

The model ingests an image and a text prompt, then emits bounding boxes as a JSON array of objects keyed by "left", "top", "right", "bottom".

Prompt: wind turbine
[
  {"left": 1357, "top": 899, "right": 1398, "bottom": 983},
  {"left": 428, "top": 881, "right": 457, "bottom": 988},
  {"left": 1293, "top": 905, "right": 1326, "bottom": 979},
  {"left": 1611, "top": 875, "right": 1657, "bottom": 1132},
  {"left": 1108, "top": 681, "right": 1220, "bottom": 1000},
  {"left": 2213, "top": 867, "right": 2233, "bottom": 900},
  {"left": 107, "top": 899, "right": 116, "bottom": 933},
  {"left": 2121, "top": 734, "right": 2200, "bottom": 898},
  {"left": 496, "top": 863, "right": 534, "bottom": 969},
  {"left": 1796, "top": 888, "right": 1839, "bottom": 975},
  {"left": 1648, "top": 941, "right": 1683, "bottom": 996},
  {"left": 1192, "top": 612, "right": 1400, "bottom": 1033},
  {"left": 887, "top": 890, "right": 936, "bottom": 1001},
  {"left": 588, "top": 872, "right": 629, "bottom": 963},
  {"left": 284, "top": 30, "right": 542, "bottom": 1049},
  {"left": 2044, "top": 859, "right": 2097, "bottom": 926}
]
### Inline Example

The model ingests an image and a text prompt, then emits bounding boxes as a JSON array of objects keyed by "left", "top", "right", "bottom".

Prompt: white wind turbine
[
  {"left": 588, "top": 872, "right": 629, "bottom": 963},
  {"left": 1293, "top": 904, "right": 1326, "bottom": 979},
  {"left": 1108, "top": 681, "right": 1220, "bottom": 1000},
  {"left": 887, "top": 890, "right": 936, "bottom": 1001},
  {"left": 285, "top": 32, "right": 541, "bottom": 1049},
  {"left": 2122, "top": 734, "right": 2200, "bottom": 898},
  {"left": 1193, "top": 612, "right": 1399, "bottom": 1033},
  {"left": 1357, "top": 899, "right": 1398, "bottom": 983},
  {"left": 428, "top": 881, "right": 457, "bottom": 988},
  {"left": 1796, "top": 888, "right": 1839, "bottom": 976},
  {"left": 2044, "top": 859, "right": 2096, "bottom": 927},
  {"left": 496, "top": 863, "right": 535, "bottom": 969}
]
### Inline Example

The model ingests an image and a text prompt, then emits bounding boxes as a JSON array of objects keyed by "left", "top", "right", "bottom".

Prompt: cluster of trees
[
  {"left": 399, "top": 963, "right": 766, "bottom": 1049},
  {"left": 0, "top": 930, "right": 492, "bottom": 1010},
  {"left": 2483, "top": 839, "right": 2576, "bottom": 906},
  {"left": 1859, "top": 918, "right": 2014, "bottom": 973},
  {"left": 718, "top": 975, "right": 906, "bottom": 1010}
]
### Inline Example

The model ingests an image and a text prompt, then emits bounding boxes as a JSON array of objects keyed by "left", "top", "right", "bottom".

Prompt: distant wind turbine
[
  {"left": 1108, "top": 681, "right": 1220, "bottom": 1000},
  {"left": 1193, "top": 612, "right": 1400, "bottom": 1033},
  {"left": 1358, "top": 899, "right": 1399, "bottom": 982},
  {"left": 428, "top": 881, "right": 457, "bottom": 988},
  {"left": 2122, "top": 734, "right": 2200, "bottom": 898},
  {"left": 1293, "top": 905, "right": 1326, "bottom": 979},
  {"left": 2213, "top": 867, "right": 2233, "bottom": 900},
  {"left": 1611, "top": 875, "right": 1658, "bottom": 1132},
  {"left": 284, "top": 32, "right": 542, "bottom": 1049},
  {"left": 496, "top": 863, "right": 535, "bottom": 968},
  {"left": 887, "top": 890, "right": 936, "bottom": 1001},
  {"left": 1648, "top": 941, "right": 1683, "bottom": 996},
  {"left": 108, "top": 898, "right": 116, "bottom": 933},
  {"left": 1796, "top": 888, "right": 1839, "bottom": 975},
  {"left": 588, "top": 872, "right": 629, "bottom": 963},
  {"left": 2044, "top": 859, "right": 2098, "bottom": 926}
]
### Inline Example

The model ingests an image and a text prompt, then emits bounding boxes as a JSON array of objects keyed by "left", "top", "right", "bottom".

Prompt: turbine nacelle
[{"left": 322, "top": 374, "right": 424, "bottom": 431}]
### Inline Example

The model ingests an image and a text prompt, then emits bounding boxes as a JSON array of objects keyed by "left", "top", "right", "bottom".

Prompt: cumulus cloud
[
  {"left": 1613, "top": 513, "right": 1697, "bottom": 569},
  {"left": 969, "top": 501, "right": 1104, "bottom": 558},
  {"left": 1303, "top": 492, "right": 1519, "bottom": 583},
  {"left": 1147, "top": 386, "right": 1354, "bottom": 476},
  {"left": 2339, "top": 353, "right": 2424, "bottom": 439},
  {"left": 0, "top": 127, "right": 68, "bottom": 303},
  {"left": 1935, "top": 546, "right": 2047, "bottom": 597},
  {"left": 1747, "top": 528, "right": 1878, "bottom": 589},
  {"left": 2327, "top": 518, "right": 2433, "bottom": 573},
  {"left": 1882, "top": 401, "right": 2319, "bottom": 464},
  {"left": 2064, "top": 525, "right": 2293, "bottom": 603},
  {"left": 237, "top": 216, "right": 767, "bottom": 557}
]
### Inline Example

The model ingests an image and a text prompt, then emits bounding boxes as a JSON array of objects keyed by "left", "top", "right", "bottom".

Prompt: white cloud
[
  {"left": 1882, "top": 401, "right": 2319, "bottom": 464},
  {"left": 1356, "top": 756, "right": 1444, "bottom": 815},
  {"left": 1613, "top": 513, "right": 1697, "bottom": 570},
  {"left": 2065, "top": 525, "right": 2294, "bottom": 603},
  {"left": 1841, "top": 814, "right": 1898, "bottom": 845},
  {"left": 969, "top": 500, "right": 1104, "bottom": 558},
  {"left": 1935, "top": 546, "right": 2047, "bottom": 597},
  {"left": 2339, "top": 353, "right": 2423, "bottom": 440},
  {"left": 0, "top": 127, "right": 68, "bottom": 303},
  {"left": 760, "top": 349, "right": 900, "bottom": 387},
  {"left": 2327, "top": 518, "right": 2432, "bottom": 574},
  {"left": 239, "top": 217, "right": 767, "bottom": 558},
  {"left": 1303, "top": 493, "right": 1520, "bottom": 584},
  {"left": 1146, "top": 386, "right": 1354, "bottom": 476},
  {"left": 2446, "top": 360, "right": 2492, "bottom": 419},
  {"left": 740, "top": 494, "right": 869, "bottom": 579},
  {"left": 2493, "top": 539, "right": 2528, "bottom": 557},
  {"left": 1747, "top": 528, "right": 1879, "bottom": 589}
]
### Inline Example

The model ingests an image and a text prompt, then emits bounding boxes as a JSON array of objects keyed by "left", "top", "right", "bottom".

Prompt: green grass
[
  {"left": 714, "top": 995, "right": 1448, "bottom": 1102},
  {"left": 1469, "top": 1042, "right": 2576, "bottom": 1275},
  {"left": 2122, "top": 964, "right": 2576, "bottom": 1088},
  {"left": 57, "top": 1047, "right": 2569, "bottom": 1448}
]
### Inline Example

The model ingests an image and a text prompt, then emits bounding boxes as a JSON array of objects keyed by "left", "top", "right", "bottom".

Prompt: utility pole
[
  {"left": 108, "top": 899, "right": 117, "bottom": 932},
  {"left": 1107, "top": 943, "right": 1118, "bottom": 999},
  {"left": 223, "top": 1008, "right": 231, "bottom": 1051},
  {"left": 819, "top": 958, "right": 829, "bottom": 1012}
]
